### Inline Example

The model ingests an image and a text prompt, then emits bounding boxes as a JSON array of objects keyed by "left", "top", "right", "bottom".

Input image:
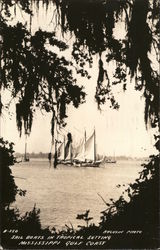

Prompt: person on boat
[{"left": 48, "top": 152, "right": 52, "bottom": 166}]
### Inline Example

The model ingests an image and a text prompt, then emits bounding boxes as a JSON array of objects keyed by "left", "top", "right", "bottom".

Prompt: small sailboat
[
  {"left": 57, "top": 135, "right": 73, "bottom": 165},
  {"left": 105, "top": 158, "right": 116, "bottom": 164},
  {"left": 23, "top": 136, "right": 30, "bottom": 162},
  {"left": 104, "top": 152, "right": 116, "bottom": 164}
]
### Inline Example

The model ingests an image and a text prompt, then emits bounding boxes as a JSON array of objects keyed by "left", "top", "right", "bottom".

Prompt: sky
[
  {"left": 1, "top": 63, "right": 157, "bottom": 157},
  {"left": 0, "top": 2, "right": 158, "bottom": 157}
]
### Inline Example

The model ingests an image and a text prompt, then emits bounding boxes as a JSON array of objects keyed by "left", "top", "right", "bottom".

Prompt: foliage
[
  {"left": 70, "top": 151, "right": 159, "bottom": 249},
  {"left": 76, "top": 210, "right": 93, "bottom": 228},
  {"left": 54, "top": 0, "right": 159, "bottom": 126},
  {"left": 1, "top": 135, "right": 159, "bottom": 248},
  {"left": 98, "top": 153, "right": 159, "bottom": 248},
  {"left": 0, "top": 1, "right": 159, "bottom": 248},
  {"left": 1, "top": 3, "right": 87, "bottom": 136},
  {"left": 0, "top": 137, "right": 27, "bottom": 207},
  {"left": 1, "top": 137, "right": 51, "bottom": 248},
  {"left": 0, "top": 0, "right": 159, "bottom": 132},
  {"left": 0, "top": 137, "right": 18, "bottom": 206}
]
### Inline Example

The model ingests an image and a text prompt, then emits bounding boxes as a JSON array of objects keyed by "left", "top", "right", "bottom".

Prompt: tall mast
[
  {"left": 94, "top": 128, "right": 96, "bottom": 163},
  {"left": 54, "top": 139, "right": 57, "bottom": 168},
  {"left": 54, "top": 120, "right": 58, "bottom": 168},
  {"left": 63, "top": 135, "right": 65, "bottom": 160},
  {"left": 84, "top": 129, "right": 86, "bottom": 162},
  {"left": 114, "top": 150, "right": 116, "bottom": 161},
  {"left": 24, "top": 135, "right": 27, "bottom": 161},
  {"left": 84, "top": 129, "right": 86, "bottom": 143},
  {"left": 70, "top": 142, "right": 72, "bottom": 163}
]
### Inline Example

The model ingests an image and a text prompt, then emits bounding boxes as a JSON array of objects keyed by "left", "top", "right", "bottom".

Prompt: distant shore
[{"left": 15, "top": 152, "right": 148, "bottom": 161}]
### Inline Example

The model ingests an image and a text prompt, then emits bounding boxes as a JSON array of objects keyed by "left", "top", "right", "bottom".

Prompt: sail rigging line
[
  {"left": 84, "top": 131, "right": 94, "bottom": 161},
  {"left": 84, "top": 129, "right": 86, "bottom": 162},
  {"left": 94, "top": 128, "right": 96, "bottom": 163},
  {"left": 58, "top": 126, "right": 68, "bottom": 134},
  {"left": 73, "top": 126, "right": 84, "bottom": 135},
  {"left": 48, "top": 133, "right": 54, "bottom": 168},
  {"left": 53, "top": 119, "right": 59, "bottom": 168},
  {"left": 24, "top": 134, "right": 28, "bottom": 161},
  {"left": 70, "top": 142, "right": 72, "bottom": 163},
  {"left": 63, "top": 135, "right": 65, "bottom": 160},
  {"left": 56, "top": 126, "right": 65, "bottom": 138},
  {"left": 54, "top": 145, "right": 57, "bottom": 168},
  {"left": 84, "top": 130, "right": 86, "bottom": 143},
  {"left": 24, "top": 136, "right": 27, "bottom": 161}
]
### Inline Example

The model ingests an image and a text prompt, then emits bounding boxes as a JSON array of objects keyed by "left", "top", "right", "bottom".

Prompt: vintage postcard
[{"left": 0, "top": 0, "right": 159, "bottom": 249}]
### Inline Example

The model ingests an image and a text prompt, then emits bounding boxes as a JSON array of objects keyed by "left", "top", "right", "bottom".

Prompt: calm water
[{"left": 12, "top": 159, "right": 143, "bottom": 230}]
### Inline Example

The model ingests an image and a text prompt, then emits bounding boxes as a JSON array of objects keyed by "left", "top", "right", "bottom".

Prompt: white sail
[
  {"left": 84, "top": 132, "right": 94, "bottom": 161},
  {"left": 65, "top": 144, "right": 71, "bottom": 160},
  {"left": 73, "top": 139, "right": 85, "bottom": 161},
  {"left": 57, "top": 142, "right": 64, "bottom": 160}
]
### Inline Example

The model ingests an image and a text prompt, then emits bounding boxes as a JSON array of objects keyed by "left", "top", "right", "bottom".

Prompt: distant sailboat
[
  {"left": 56, "top": 135, "right": 72, "bottom": 165},
  {"left": 105, "top": 158, "right": 116, "bottom": 164},
  {"left": 104, "top": 151, "right": 116, "bottom": 164},
  {"left": 23, "top": 136, "right": 30, "bottom": 162}
]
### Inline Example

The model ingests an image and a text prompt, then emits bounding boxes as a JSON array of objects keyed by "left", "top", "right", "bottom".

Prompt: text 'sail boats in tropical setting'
[{"left": 56, "top": 129, "right": 103, "bottom": 167}]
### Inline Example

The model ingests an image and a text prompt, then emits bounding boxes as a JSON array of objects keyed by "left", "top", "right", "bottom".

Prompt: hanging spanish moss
[
  {"left": 1, "top": 0, "right": 159, "bottom": 133},
  {"left": 1, "top": 3, "right": 86, "bottom": 135},
  {"left": 52, "top": 0, "right": 159, "bottom": 128},
  {"left": 16, "top": 101, "right": 33, "bottom": 136},
  {"left": 64, "top": 132, "right": 72, "bottom": 159},
  {"left": 50, "top": 110, "right": 55, "bottom": 139},
  {"left": 95, "top": 55, "right": 119, "bottom": 110}
]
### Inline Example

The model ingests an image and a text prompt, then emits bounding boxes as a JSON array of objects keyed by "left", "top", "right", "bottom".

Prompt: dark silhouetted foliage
[
  {"left": 0, "top": 1, "right": 159, "bottom": 249},
  {"left": 1, "top": 136, "right": 159, "bottom": 248},
  {"left": 0, "top": 138, "right": 18, "bottom": 206},
  {"left": 1, "top": 0, "right": 159, "bottom": 131},
  {"left": 53, "top": 0, "right": 159, "bottom": 124},
  {"left": 1, "top": 6, "right": 87, "bottom": 136}
]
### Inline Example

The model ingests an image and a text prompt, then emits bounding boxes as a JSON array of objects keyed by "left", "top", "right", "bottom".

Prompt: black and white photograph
[{"left": 0, "top": 0, "right": 159, "bottom": 249}]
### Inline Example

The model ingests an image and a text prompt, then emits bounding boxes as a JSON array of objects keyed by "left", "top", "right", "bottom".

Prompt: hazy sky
[{"left": 1, "top": 3, "right": 157, "bottom": 157}]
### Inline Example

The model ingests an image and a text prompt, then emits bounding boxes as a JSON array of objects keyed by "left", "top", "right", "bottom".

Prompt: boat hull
[
  {"left": 73, "top": 160, "right": 101, "bottom": 168},
  {"left": 105, "top": 160, "right": 116, "bottom": 164}
]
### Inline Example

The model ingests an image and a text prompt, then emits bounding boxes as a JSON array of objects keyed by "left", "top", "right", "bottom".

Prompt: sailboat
[
  {"left": 104, "top": 151, "right": 116, "bottom": 164},
  {"left": 56, "top": 129, "right": 102, "bottom": 167},
  {"left": 56, "top": 128, "right": 117, "bottom": 167},
  {"left": 23, "top": 136, "right": 30, "bottom": 162},
  {"left": 105, "top": 158, "right": 116, "bottom": 164},
  {"left": 57, "top": 137, "right": 73, "bottom": 165},
  {"left": 74, "top": 129, "right": 102, "bottom": 167}
]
